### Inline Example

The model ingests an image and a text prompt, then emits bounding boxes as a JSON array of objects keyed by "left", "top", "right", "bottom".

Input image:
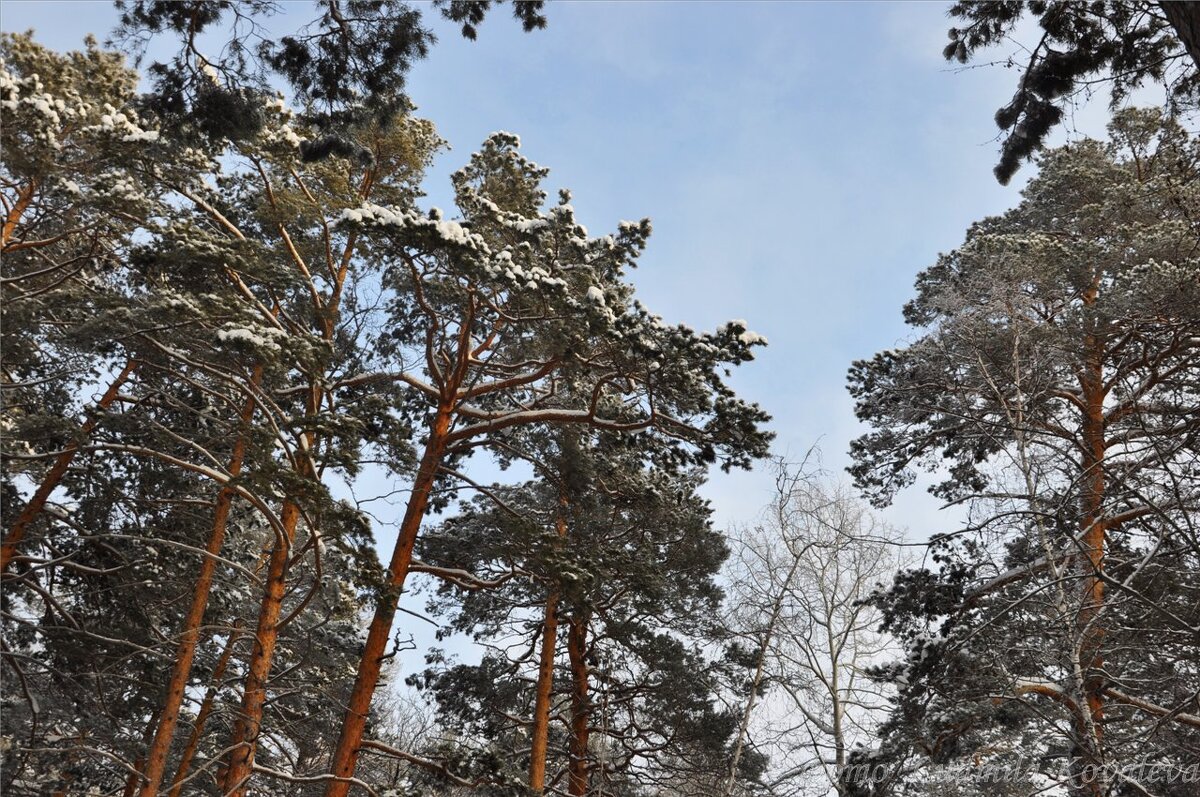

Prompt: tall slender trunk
[
  {"left": 1074, "top": 285, "right": 1107, "bottom": 797},
  {"left": 220, "top": 498, "right": 304, "bottom": 795},
  {"left": 137, "top": 375, "right": 260, "bottom": 797},
  {"left": 209, "top": 162, "right": 371, "bottom": 797},
  {"left": 322, "top": 404, "right": 454, "bottom": 797},
  {"left": 528, "top": 493, "right": 570, "bottom": 794},
  {"left": 566, "top": 615, "right": 590, "bottom": 797},
  {"left": 824, "top": 615, "right": 847, "bottom": 797},
  {"left": 122, "top": 708, "right": 163, "bottom": 797},
  {"left": 221, "top": 366, "right": 329, "bottom": 797},
  {"left": 529, "top": 587, "right": 561, "bottom": 794},
  {"left": 1079, "top": 385, "right": 1106, "bottom": 730},
  {"left": 2, "top": 358, "right": 138, "bottom": 573},
  {"left": 166, "top": 624, "right": 242, "bottom": 797},
  {"left": 726, "top": 630, "right": 771, "bottom": 796}
]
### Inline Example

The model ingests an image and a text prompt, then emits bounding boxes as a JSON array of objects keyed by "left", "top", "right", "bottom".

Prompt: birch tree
[{"left": 722, "top": 460, "right": 900, "bottom": 797}]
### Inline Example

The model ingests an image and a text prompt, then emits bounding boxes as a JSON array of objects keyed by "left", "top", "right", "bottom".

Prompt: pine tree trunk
[
  {"left": 166, "top": 623, "right": 242, "bottom": 797},
  {"left": 122, "top": 708, "right": 163, "bottom": 797},
  {"left": 2, "top": 358, "right": 138, "bottom": 573},
  {"left": 1160, "top": 1, "right": 1200, "bottom": 71},
  {"left": 322, "top": 405, "right": 454, "bottom": 797},
  {"left": 1074, "top": 283, "right": 1108, "bottom": 797},
  {"left": 529, "top": 587, "right": 561, "bottom": 794},
  {"left": 221, "top": 180, "right": 370, "bottom": 794},
  {"left": 1, "top": 177, "right": 35, "bottom": 247},
  {"left": 566, "top": 615, "right": 590, "bottom": 797},
  {"left": 1080, "top": 399, "right": 1106, "bottom": 732},
  {"left": 137, "top": 376, "right": 259, "bottom": 797},
  {"left": 528, "top": 493, "right": 570, "bottom": 794},
  {"left": 220, "top": 498, "right": 303, "bottom": 796}
]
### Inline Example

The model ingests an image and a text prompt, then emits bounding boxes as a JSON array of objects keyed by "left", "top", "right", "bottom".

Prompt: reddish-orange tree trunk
[
  {"left": 323, "top": 406, "right": 453, "bottom": 797},
  {"left": 122, "top": 708, "right": 163, "bottom": 797},
  {"left": 528, "top": 498, "right": 570, "bottom": 794},
  {"left": 220, "top": 499, "right": 303, "bottom": 795},
  {"left": 1, "top": 178, "right": 36, "bottom": 248},
  {"left": 219, "top": 169, "right": 373, "bottom": 796},
  {"left": 2, "top": 358, "right": 138, "bottom": 573},
  {"left": 566, "top": 615, "right": 590, "bottom": 797},
  {"left": 1079, "top": 403, "right": 1107, "bottom": 735},
  {"left": 528, "top": 588, "right": 561, "bottom": 794},
  {"left": 136, "top": 377, "right": 259, "bottom": 797},
  {"left": 166, "top": 623, "right": 242, "bottom": 797}
]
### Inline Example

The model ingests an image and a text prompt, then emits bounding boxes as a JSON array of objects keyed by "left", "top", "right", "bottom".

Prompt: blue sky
[{"left": 1, "top": 1, "right": 1130, "bottom": 540}]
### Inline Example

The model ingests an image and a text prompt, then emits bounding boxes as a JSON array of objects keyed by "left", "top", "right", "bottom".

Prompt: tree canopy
[
  {"left": 848, "top": 108, "right": 1200, "bottom": 796},
  {"left": 945, "top": 1, "right": 1200, "bottom": 182},
  {"left": 4, "top": 5, "right": 1200, "bottom": 797}
]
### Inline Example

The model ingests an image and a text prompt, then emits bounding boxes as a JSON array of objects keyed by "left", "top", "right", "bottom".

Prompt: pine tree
[
  {"left": 320, "top": 131, "right": 772, "bottom": 795},
  {"left": 942, "top": 1, "right": 1200, "bottom": 183},
  {"left": 847, "top": 109, "right": 1200, "bottom": 795},
  {"left": 411, "top": 432, "right": 739, "bottom": 796},
  {"left": 111, "top": 0, "right": 546, "bottom": 144},
  {"left": 1, "top": 31, "right": 170, "bottom": 574},
  {"left": 2, "top": 28, "right": 774, "bottom": 797},
  {"left": 2, "top": 31, "right": 442, "bottom": 795}
]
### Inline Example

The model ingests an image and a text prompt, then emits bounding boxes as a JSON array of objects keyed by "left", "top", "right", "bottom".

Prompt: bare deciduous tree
[{"left": 724, "top": 457, "right": 902, "bottom": 797}]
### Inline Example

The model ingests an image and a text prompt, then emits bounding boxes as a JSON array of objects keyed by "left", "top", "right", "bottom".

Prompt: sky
[{"left": 0, "top": 1, "right": 1140, "bottom": 546}]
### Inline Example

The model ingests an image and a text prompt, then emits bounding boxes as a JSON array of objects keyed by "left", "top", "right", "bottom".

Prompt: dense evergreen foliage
[
  {"left": 3, "top": 4, "right": 1199, "bottom": 797},
  {"left": 112, "top": 0, "right": 544, "bottom": 145},
  {"left": 0, "top": 19, "right": 771, "bottom": 797},
  {"left": 945, "top": 1, "right": 1200, "bottom": 183},
  {"left": 848, "top": 110, "right": 1200, "bottom": 796}
]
